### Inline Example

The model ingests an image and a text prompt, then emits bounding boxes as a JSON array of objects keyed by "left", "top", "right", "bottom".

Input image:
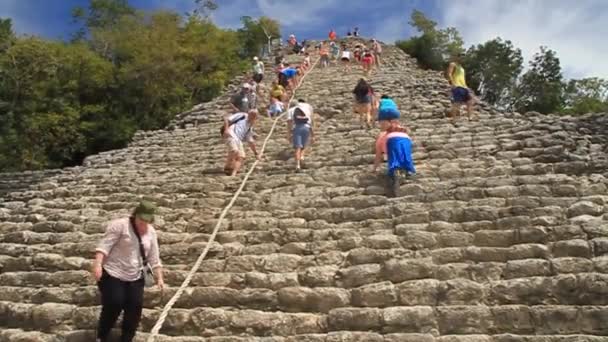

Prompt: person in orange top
[
  {"left": 320, "top": 42, "right": 330, "bottom": 68},
  {"left": 329, "top": 29, "right": 337, "bottom": 41}
]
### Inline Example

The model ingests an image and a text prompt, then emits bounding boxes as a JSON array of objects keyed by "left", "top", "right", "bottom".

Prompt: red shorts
[{"left": 362, "top": 57, "right": 373, "bottom": 65}]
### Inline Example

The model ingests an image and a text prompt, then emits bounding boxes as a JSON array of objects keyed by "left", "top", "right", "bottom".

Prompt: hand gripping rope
[{"left": 146, "top": 56, "right": 321, "bottom": 341}]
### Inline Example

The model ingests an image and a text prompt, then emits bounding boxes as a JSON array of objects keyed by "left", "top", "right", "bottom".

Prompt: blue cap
[{"left": 377, "top": 107, "right": 400, "bottom": 121}]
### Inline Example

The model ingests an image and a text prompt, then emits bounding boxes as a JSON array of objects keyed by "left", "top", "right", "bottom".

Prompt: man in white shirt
[
  {"left": 252, "top": 56, "right": 265, "bottom": 89},
  {"left": 287, "top": 100, "right": 316, "bottom": 172},
  {"left": 223, "top": 109, "right": 261, "bottom": 176},
  {"left": 340, "top": 46, "right": 352, "bottom": 72}
]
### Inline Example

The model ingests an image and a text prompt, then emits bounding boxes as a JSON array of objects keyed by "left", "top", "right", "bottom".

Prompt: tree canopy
[
  {"left": 0, "top": 0, "right": 279, "bottom": 172},
  {"left": 397, "top": 9, "right": 607, "bottom": 114}
]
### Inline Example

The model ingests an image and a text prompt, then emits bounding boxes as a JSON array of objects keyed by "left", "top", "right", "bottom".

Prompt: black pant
[{"left": 97, "top": 269, "right": 144, "bottom": 342}]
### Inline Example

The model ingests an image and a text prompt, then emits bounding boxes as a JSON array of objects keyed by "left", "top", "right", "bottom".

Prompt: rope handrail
[{"left": 145, "top": 56, "right": 321, "bottom": 341}]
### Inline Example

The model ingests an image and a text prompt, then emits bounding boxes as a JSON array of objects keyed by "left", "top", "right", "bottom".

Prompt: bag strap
[
  {"left": 129, "top": 217, "right": 147, "bottom": 265},
  {"left": 229, "top": 115, "right": 247, "bottom": 126}
]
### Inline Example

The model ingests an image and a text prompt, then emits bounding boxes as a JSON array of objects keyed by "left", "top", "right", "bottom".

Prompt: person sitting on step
[
  {"left": 287, "top": 99, "right": 316, "bottom": 173},
  {"left": 222, "top": 109, "right": 261, "bottom": 176},
  {"left": 373, "top": 106, "right": 416, "bottom": 198}
]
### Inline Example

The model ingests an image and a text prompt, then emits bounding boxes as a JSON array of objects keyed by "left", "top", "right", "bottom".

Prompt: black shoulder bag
[{"left": 130, "top": 217, "right": 155, "bottom": 287}]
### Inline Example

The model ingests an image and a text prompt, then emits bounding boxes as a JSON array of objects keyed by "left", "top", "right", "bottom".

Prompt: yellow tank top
[{"left": 452, "top": 64, "right": 467, "bottom": 88}]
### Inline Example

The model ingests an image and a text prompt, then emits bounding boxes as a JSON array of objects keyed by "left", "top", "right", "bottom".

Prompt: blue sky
[{"left": 2, "top": 0, "right": 607, "bottom": 79}]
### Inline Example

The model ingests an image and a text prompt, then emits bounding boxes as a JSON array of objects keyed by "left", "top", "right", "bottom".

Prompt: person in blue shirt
[
  {"left": 378, "top": 95, "right": 398, "bottom": 113},
  {"left": 279, "top": 64, "right": 299, "bottom": 90}
]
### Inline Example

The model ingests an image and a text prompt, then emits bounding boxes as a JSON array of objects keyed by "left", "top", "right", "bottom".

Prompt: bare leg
[
  {"left": 231, "top": 155, "right": 243, "bottom": 176},
  {"left": 449, "top": 104, "right": 460, "bottom": 121},
  {"left": 295, "top": 148, "right": 302, "bottom": 169},
  {"left": 466, "top": 99, "right": 475, "bottom": 119}
]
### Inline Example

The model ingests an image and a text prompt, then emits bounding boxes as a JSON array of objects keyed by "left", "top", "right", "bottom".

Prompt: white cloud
[
  {"left": 255, "top": 0, "right": 338, "bottom": 27},
  {"left": 438, "top": 0, "right": 608, "bottom": 79}
]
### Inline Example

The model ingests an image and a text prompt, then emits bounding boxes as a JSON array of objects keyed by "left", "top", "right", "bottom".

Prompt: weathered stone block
[
  {"left": 383, "top": 258, "right": 434, "bottom": 282},
  {"left": 383, "top": 306, "right": 437, "bottom": 333},
  {"left": 504, "top": 259, "right": 552, "bottom": 279},
  {"left": 335, "top": 264, "right": 380, "bottom": 288},
  {"left": 437, "top": 306, "right": 492, "bottom": 334},
  {"left": 328, "top": 307, "right": 382, "bottom": 330},
  {"left": 437, "top": 279, "right": 486, "bottom": 305},
  {"left": 351, "top": 281, "right": 398, "bottom": 307},
  {"left": 397, "top": 279, "right": 440, "bottom": 305}
]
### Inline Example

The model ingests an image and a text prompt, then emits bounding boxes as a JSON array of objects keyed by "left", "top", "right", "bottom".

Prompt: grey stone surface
[{"left": 0, "top": 36, "right": 607, "bottom": 340}]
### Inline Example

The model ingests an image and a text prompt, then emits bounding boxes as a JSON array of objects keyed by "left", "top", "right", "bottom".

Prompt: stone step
[
  {"left": 1, "top": 271, "right": 608, "bottom": 309},
  {"left": 2, "top": 301, "right": 608, "bottom": 337},
  {"left": 4, "top": 330, "right": 608, "bottom": 342}
]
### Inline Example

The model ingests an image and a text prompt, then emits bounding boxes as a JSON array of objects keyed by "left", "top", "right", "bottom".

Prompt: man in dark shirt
[{"left": 230, "top": 84, "right": 252, "bottom": 113}]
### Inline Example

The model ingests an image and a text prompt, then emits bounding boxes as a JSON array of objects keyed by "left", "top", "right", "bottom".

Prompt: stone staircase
[{"left": 1, "top": 37, "right": 608, "bottom": 342}]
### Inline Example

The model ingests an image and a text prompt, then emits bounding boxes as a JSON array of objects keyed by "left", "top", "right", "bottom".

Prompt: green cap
[{"left": 134, "top": 200, "right": 156, "bottom": 223}]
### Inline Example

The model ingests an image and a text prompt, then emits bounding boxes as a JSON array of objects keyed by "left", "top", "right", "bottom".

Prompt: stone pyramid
[{"left": 1, "top": 37, "right": 608, "bottom": 341}]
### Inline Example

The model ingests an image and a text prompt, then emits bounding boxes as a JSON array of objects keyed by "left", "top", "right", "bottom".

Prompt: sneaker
[{"left": 295, "top": 167, "right": 302, "bottom": 173}]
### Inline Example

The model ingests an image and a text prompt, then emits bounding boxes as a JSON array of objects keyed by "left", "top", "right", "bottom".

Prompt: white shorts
[{"left": 226, "top": 137, "right": 246, "bottom": 158}]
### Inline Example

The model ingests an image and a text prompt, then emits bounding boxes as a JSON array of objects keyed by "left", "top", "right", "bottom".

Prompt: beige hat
[{"left": 253, "top": 56, "right": 259, "bottom": 61}]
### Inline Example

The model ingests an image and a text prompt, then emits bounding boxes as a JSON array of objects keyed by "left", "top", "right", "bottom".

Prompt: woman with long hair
[{"left": 352, "top": 78, "right": 375, "bottom": 128}]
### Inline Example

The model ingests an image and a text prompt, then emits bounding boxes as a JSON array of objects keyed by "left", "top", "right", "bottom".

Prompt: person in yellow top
[
  {"left": 270, "top": 80, "right": 286, "bottom": 102},
  {"left": 447, "top": 53, "right": 477, "bottom": 120}
]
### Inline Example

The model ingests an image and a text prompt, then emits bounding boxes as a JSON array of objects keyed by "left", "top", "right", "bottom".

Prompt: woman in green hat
[{"left": 92, "top": 200, "right": 164, "bottom": 342}]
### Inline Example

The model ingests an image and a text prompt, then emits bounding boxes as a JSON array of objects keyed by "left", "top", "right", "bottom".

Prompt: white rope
[{"left": 145, "top": 56, "right": 321, "bottom": 341}]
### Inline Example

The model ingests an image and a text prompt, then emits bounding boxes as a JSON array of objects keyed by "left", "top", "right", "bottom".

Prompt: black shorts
[{"left": 253, "top": 73, "right": 263, "bottom": 83}]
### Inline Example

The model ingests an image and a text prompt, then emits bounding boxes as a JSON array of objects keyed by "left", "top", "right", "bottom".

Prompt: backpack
[
  {"left": 293, "top": 107, "right": 310, "bottom": 124},
  {"left": 220, "top": 114, "right": 247, "bottom": 137}
]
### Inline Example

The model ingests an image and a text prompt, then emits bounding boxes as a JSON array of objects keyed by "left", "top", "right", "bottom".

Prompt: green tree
[
  {"left": 71, "top": 0, "right": 135, "bottom": 47},
  {"left": 0, "top": 38, "right": 114, "bottom": 169},
  {"left": 396, "top": 10, "right": 464, "bottom": 70},
  {"left": 463, "top": 38, "right": 523, "bottom": 108},
  {"left": 0, "top": 1, "right": 276, "bottom": 172},
  {"left": 0, "top": 18, "right": 14, "bottom": 51},
  {"left": 514, "top": 46, "right": 564, "bottom": 114},
  {"left": 238, "top": 16, "right": 281, "bottom": 58},
  {"left": 562, "top": 77, "right": 608, "bottom": 114},
  {"left": 193, "top": 0, "right": 218, "bottom": 17}
]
